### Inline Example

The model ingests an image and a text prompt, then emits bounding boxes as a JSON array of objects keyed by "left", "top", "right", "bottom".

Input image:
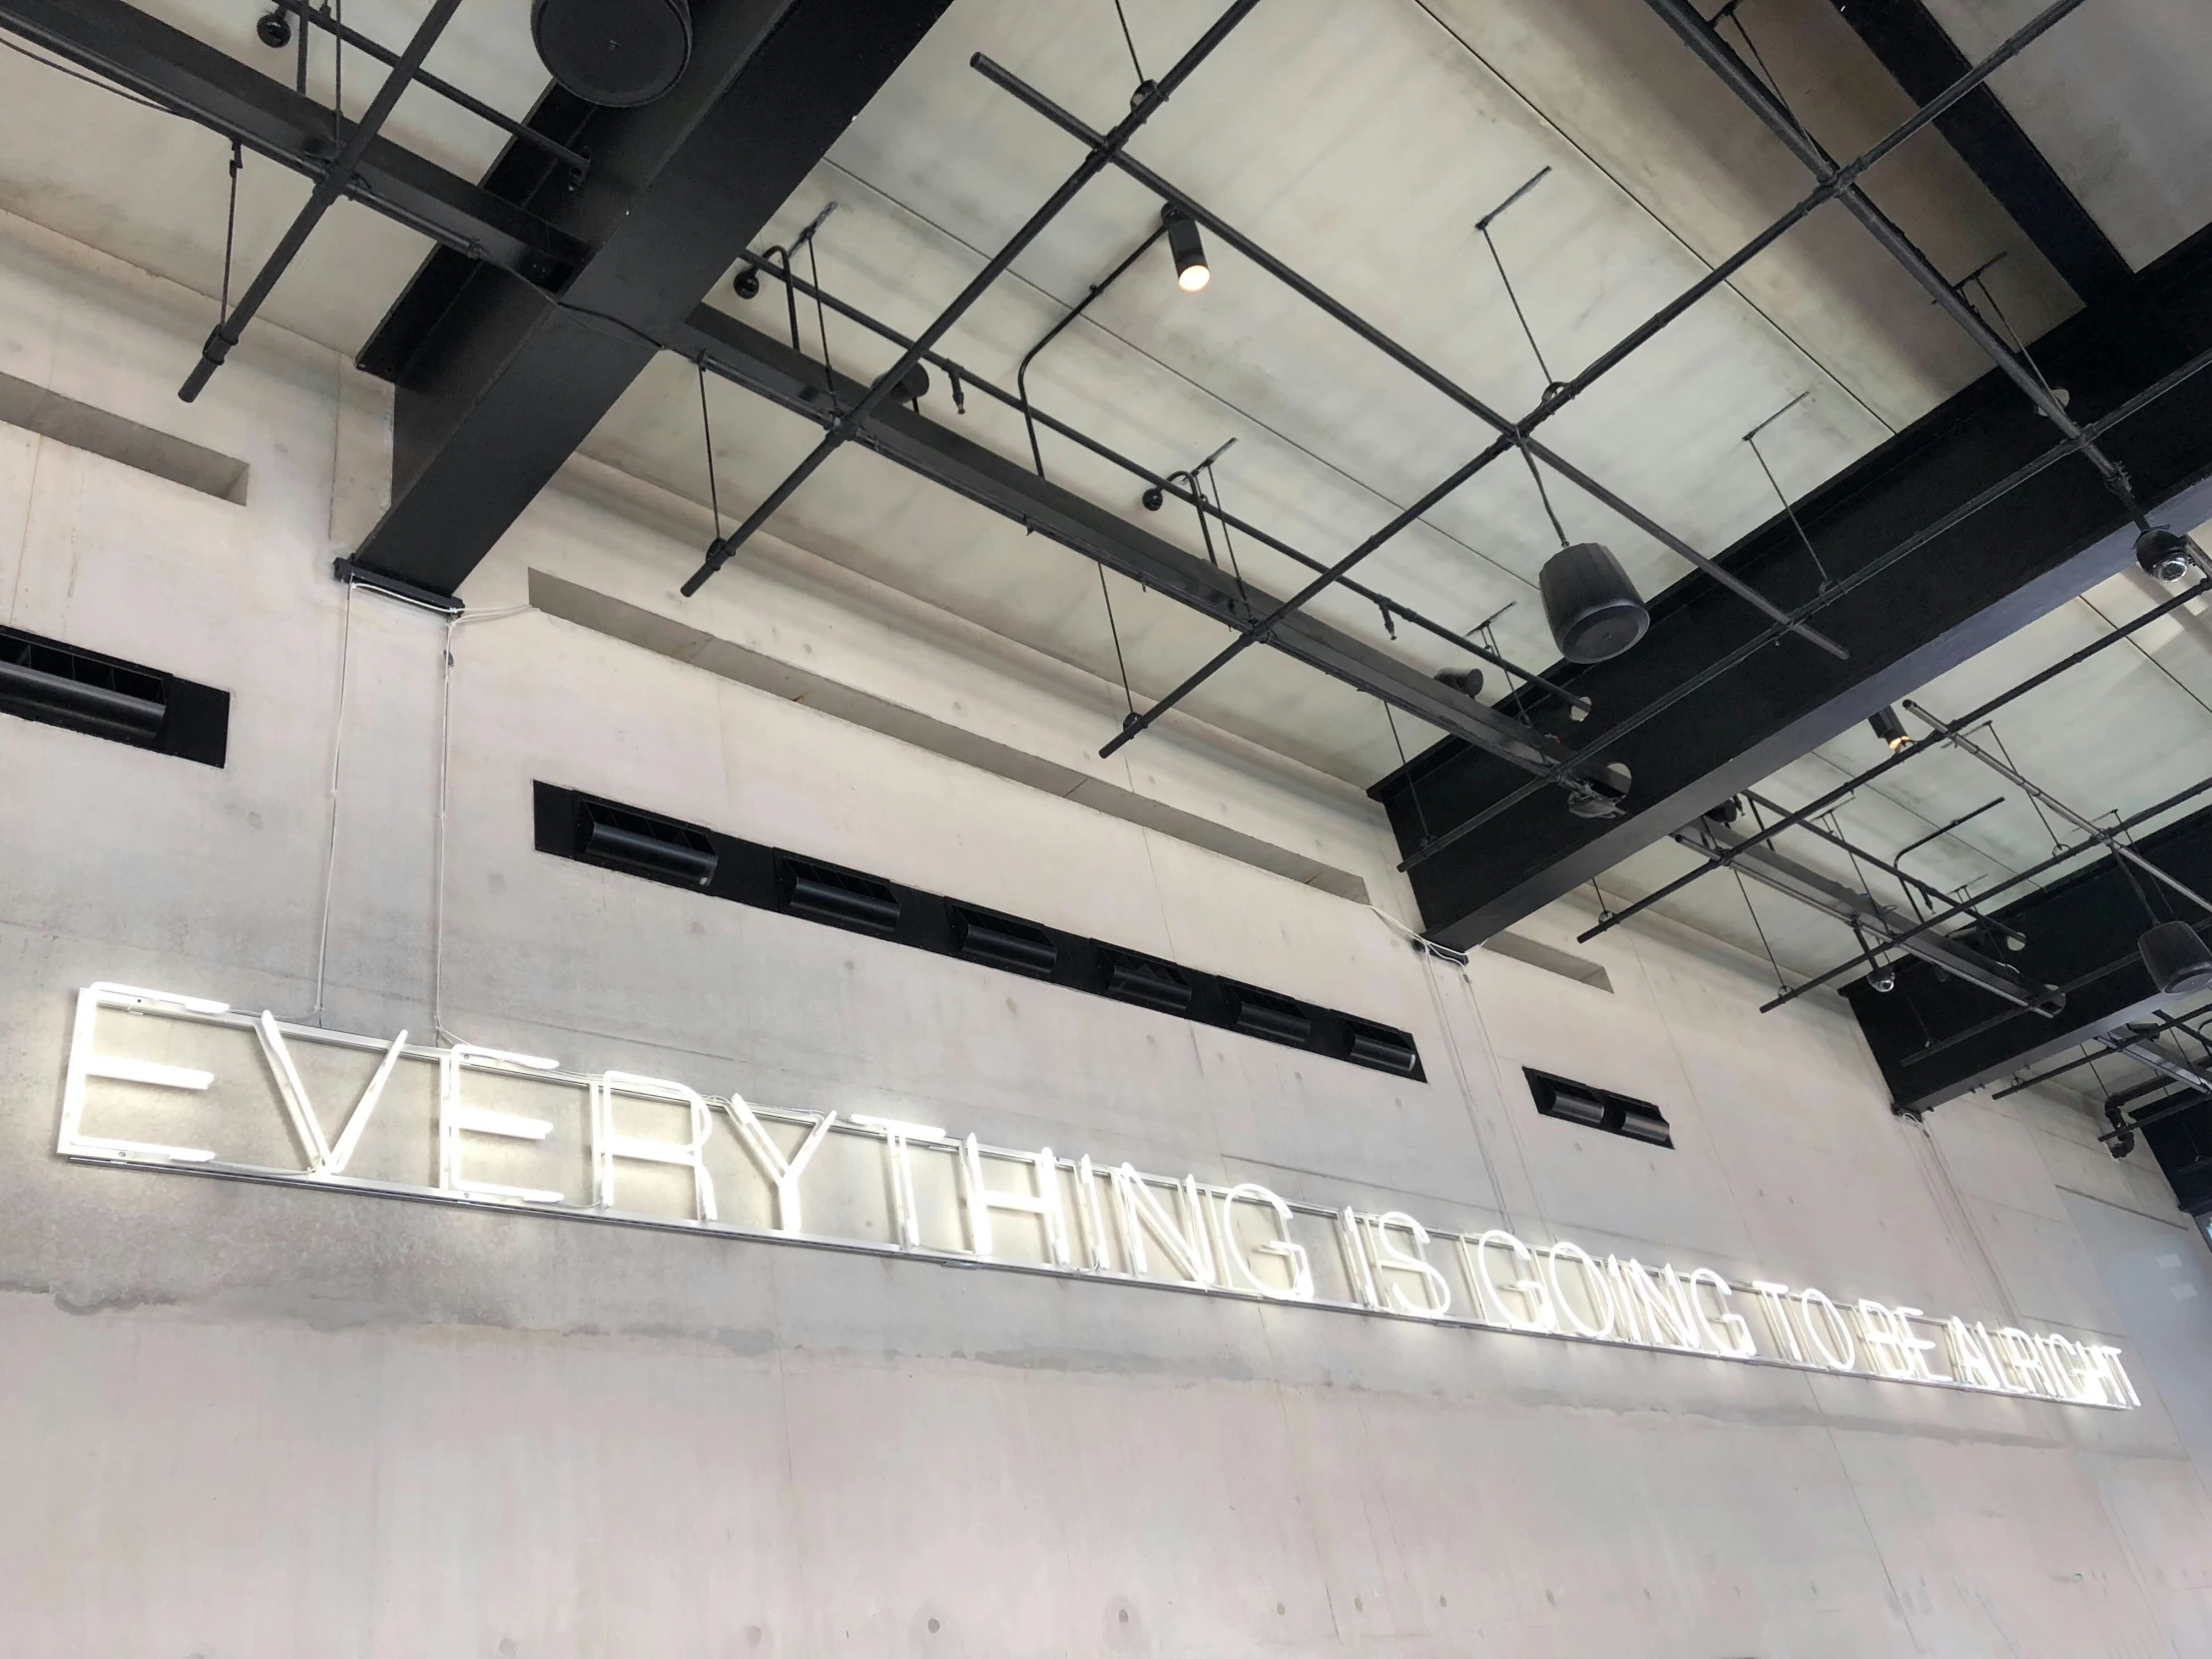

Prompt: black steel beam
[
  {"left": 675, "top": 308, "right": 1574, "bottom": 774},
  {"left": 1846, "top": 799, "right": 2212, "bottom": 1117},
  {"left": 1827, "top": 0, "right": 2135, "bottom": 305},
  {"left": 347, "top": 0, "right": 955, "bottom": 596},
  {"left": 1372, "top": 221, "right": 2212, "bottom": 949},
  {"left": 0, "top": 0, "right": 584, "bottom": 283}
]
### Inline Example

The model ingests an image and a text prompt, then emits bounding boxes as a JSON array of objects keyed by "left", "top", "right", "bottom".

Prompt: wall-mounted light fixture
[
  {"left": 1868, "top": 705, "right": 1912, "bottom": 752},
  {"left": 1163, "top": 205, "right": 1209, "bottom": 292}
]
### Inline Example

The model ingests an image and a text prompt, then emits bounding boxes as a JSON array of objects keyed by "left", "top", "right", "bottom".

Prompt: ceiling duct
[{"left": 530, "top": 0, "right": 691, "bottom": 106}]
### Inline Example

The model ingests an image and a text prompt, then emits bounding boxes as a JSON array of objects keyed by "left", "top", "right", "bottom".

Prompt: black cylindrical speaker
[
  {"left": 1540, "top": 542, "right": 1648, "bottom": 664},
  {"left": 531, "top": 0, "right": 691, "bottom": 107},
  {"left": 2139, "top": 919, "right": 2212, "bottom": 996}
]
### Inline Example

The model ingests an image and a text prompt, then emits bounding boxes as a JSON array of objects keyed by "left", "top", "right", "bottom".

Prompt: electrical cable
[
  {"left": 1745, "top": 426, "right": 1832, "bottom": 589},
  {"left": 1382, "top": 703, "right": 1431, "bottom": 842},
  {"left": 305, "top": 577, "right": 355, "bottom": 1026},
  {"left": 0, "top": 32, "right": 167, "bottom": 112}
]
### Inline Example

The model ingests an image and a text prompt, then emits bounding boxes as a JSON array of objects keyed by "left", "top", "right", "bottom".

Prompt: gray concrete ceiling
[{"left": 1, "top": 0, "right": 2210, "bottom": 1068}]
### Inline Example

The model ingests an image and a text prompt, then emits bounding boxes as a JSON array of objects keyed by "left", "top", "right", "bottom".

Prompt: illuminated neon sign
[{"left": 58, "top": 983, "right": 2137, "bottom": 1409}]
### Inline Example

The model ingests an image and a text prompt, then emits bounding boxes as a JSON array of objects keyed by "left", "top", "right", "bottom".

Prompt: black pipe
[
  {"left": 681, "top": 0, "right": 1265, "bottom": 595},
  {"left": 180, "top": 0, "right": 466, "bottom": 400}
]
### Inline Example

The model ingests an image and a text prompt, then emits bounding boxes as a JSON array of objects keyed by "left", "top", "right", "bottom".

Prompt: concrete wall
[{"left": 4, "top": 215, "right": 2212, "bottom": 1658}]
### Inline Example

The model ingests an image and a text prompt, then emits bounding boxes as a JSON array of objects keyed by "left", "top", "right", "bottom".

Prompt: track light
[
  {"left": 1163, "top": 205, "right": 1209, "bottom": 293},
  {"left": 1868, "top": 705, "right": 1912, "bottom": 752},
  {"left": 531, "top": 0, "right": 691, "bottom": 106},
  {"left": 1539, "top": 542, "right": 1648, "bottom": 663},
  {"left": 2104, "top": 1103, "right": 2136, "bottom": 1161},
  {"left": 1141, "top": 485, "right": 1165, "bottom": 511},
  {"left": 2136, "top": 526, "right": 2197, "bottom": 582},
  {"left": 1869, "top": 962, "right": 1897, "bottom": 993},
  {"left": 732, "top": 265, "right": 761, "bottom": 300},
  {"left": 256, "top": 5, "right": 292, "bottom": 48},
  {"left": 2139, "top": 919, "right": 2212, "bottom": 997}
]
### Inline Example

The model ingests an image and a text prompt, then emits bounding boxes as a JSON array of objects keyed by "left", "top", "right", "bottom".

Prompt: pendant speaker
[
  {"left": 531, "top": 0, "right": 692, "bottom": 107},
  {"left": 1540, "top": 541, "right": 1649, "bottom": 664}
]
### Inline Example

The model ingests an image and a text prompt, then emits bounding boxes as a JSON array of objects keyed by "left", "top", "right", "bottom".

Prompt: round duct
[
  {"left": 2139, "top": 919, "right": 2212, "bottom": 997},
  {"left": 1540, "top": 542, "right": 1648, "bottom": 664},
  {"left": 531, "top": 0, "right": 691, "bottom": 107}
]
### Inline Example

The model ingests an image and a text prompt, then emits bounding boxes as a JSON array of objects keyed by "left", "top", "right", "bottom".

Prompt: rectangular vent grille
[
  {"left": 1227, "top": 982, "right": 1311, "bottom": 1045},
  {"left": 0, "top": 624, "right": 227, "bottom": 766},
  {"left": 533, "top": 783, "right": 1421, "bottom": 1080},
  {"left": 578, "top": 801, "right": 718, "bottom": 886},
  {"left": 951, "top": 905, "right": 1058, "bottom": 978},
  {"left": 1100, "top": 949, "right": 1192, "bottom": 1015},
  {"left": 781, "top": 856, "right": 902, "bottom": 936},
  {"left": 1526, "top": 1069, "right": 1672, "bottom": 1149}
]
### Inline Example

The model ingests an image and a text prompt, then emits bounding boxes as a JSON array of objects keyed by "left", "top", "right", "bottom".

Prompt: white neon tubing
[
  {"left": 1749, "top": 1281, "right": 1805, "bottom": 1363},
  {"left": 1797, "top": 1289, "right": 1858, "bottom": 1371},
  {"left": 1687, "top": 1268, "right": 1754, "bottom": 1357},
  {"left": 961, "top": 1136, "right": 1069, "bottom": 1266},
  {"left": 723, "top": 1096, "right": 834, "bottom": 1235},
  {"left": 1943, "top": 1319, "right": 2004, "bottom": 1390},
  {"left": 1540, "top": 1242, "right": 1615, "bottom": 1339},
  {"left": 852, "top": 1115, "right": 949, "bottom": 1249},
  {"left": 1472, "top": 1231, "right": 1555, "bottom": 1332},
  {"left": 58, "top": 985, "right": 219, "bottom": 1164},
  {"left": 1111, "top": 1165, "right": 1216, "bottom": 1286},
  {"left": 595, "top": 1071, "right": 718, "bottom": 1223},
  {"left": 1218, "top": 1184, "right": 1314, "bottom": 1301},
  {"left": 439, "top": 1045, "right": 562, "bottom": 1205},
  {"left": 1371, "top": 1211, "right": 1450, "bottom": 1317}
]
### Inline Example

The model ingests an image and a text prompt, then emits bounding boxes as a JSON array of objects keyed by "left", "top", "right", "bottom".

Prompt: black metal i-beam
[
  {"left": 679, "top": 0, "right": 1265, "bottom": 594},
  {"left": 1371, "top": 222, "right": 2212, "bottom": 949},
  {"left": 1848, "top": 800, "right": 2212, "bottom": 1116},
  {"left": 1825, "top": 0, "right": 2135, "bottom": 306},
  {"left": 0, "top": 0, "right": 585, "bottom": 282},
  {"left": 672, "top": 307, "right": 1578, "bottom": 776},
  {"left": 346, "top": 0, "right": 958, "bottom": 597}
]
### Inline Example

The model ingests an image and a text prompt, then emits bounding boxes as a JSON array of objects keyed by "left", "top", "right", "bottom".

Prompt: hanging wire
[
  {"left": 1478, "top": 220, "right": 1555, "bottom": 390},
  {"left": 1202, "top": 458, "right": 1250, "bottom": 599},
  {"left": 1745, "top": 424, "right": 1834, "bottom": 589},
  {"left": 1382, "top": 703, "right": 1432, "bottom": 840},
  {"left": 1731, "top": 864, "right": 1788, "bottom": 995},
  {"left": 219, "top": 139, "right": 243, "bottom": 323},
  {"left": 1714, "top": 0, "right": 1807, "bottom": 140},
  {"left": 1588, "top": 878, "right": 1614, "bottom": 925},
  {"left": 1518, "top": 444, "right": 1568, "bottom": 545},
  {"left": 697, "top": 360, "right": 723, "bottom": 541},
  {"left": 804, "top": 237, "right": 839, "bottom": 409},
  {"left": 1110, "top": 0, "right": 1152, "bottom": 96},
  {"left": 1986, "top": 722, "right": 2065, "bottom": 855},
  {"left": 0, "top": 35, "right": 167, "bottom": 111},
  {"left": 1966, "top": 267, "right": 2066, "bottom": 410},
  {"left": 330, "top": 0, "right": 342, "bottom": 143},
  {"left": 1098, "top": 568, "right": 1137, "bottom": 722}
]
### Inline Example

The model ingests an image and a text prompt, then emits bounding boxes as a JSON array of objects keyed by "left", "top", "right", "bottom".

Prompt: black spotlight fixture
[
  {"left": 732, "top": 265, "right": 761, "bottom": 300},
  {"left": 1163, "top": 204, "right": 1209, "bottom": 293},
  {"left": 1868, "top": 705, "right": 1912, "bottom": 752},
  {"left": 1869, "top": 961, "right": 1898, "bottom": 993},
  {"left": 1432, "top": 667, "right": 1483, "bottom": 699},
  {"left": 256, "top": 4, "right": 292, "bottom": 48},
  {"left": 1141, "top": 484, "right": 1165, "bottom": 511},
  {"left": 2136, "top": 526, "right": 2198, "bottom": 582},
  {"left": 2139, "top": 919, "right": 2212, "bottom": 997},
  {"left": 1539, "top": 542, "right": 1648, "bottom": 664},
  {"left": 531, "top": 0, "right": 691, "bottom": 107},
  {"left": 2104, "top": 1101, "right": 2137, "bottom": 1161}
]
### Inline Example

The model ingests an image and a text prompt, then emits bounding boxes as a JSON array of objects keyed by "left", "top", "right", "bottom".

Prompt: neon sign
[{"left": 58, "top": 983, "right": 2137, "bottom": 1409}]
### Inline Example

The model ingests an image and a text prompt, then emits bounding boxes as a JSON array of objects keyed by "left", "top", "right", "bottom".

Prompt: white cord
[
  {"left": 304, "top": 578, "right": 356, "bottom": 1025},
  {"left": 430, "top": 604, "right": 533, "bottom": 1046}
]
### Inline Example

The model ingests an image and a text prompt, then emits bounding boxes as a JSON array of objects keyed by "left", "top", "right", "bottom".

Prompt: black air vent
[
  {"left": 533, "top": 784, "right": 1422, "bottom": 1080},
  {"left": 578, "top": 800, "right": 718, "bottom": 886},
  {"left": 1526, "top": 1069, "right": 1672, "bottom": 1148},
  {"left": 1226, "top": 982, "right": 1312, "bottom": 1045},
  {"left": 1100, "top": 949, "right": 1192, "bottom": 1014},
  {"left": 0, "top": 624, "right": 226, "bottom": 765},
  {"left": 780, "top": 856, "right": 901, "bottom": 936},
  {"left": 1345, "top": 1018, "right": 1420, "bottom": 1076},
  {"left": 951, "top": 904, "right": 1057, "bottom": 978}
]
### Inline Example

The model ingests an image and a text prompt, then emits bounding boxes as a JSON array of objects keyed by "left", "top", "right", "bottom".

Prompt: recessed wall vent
[
  {"left": 1526, "top": 1069, "right": 1672, "bottom": 1148},
  {"left": 533, "top": 783, "right": 1422, "bottom": 1080},
  {"left": 1345, "top": 1018, "right": 1420, "bottom": 1076},
  {"left": 0, "top": 624, "right": 228, "bottom": 766},
  {"left": 780, "top": 855, "right": 901, "bottom": 937},
  {"left": 951, "top": 904, "right": 1058, "bottom": 978},
  {"left": 577, "top": 799, "right": 718, "bottom": 886},
  {"left": 1100, "top": 949, "right": 1193, "bottom": 1015},
  {"left": 1227, "top": 982, "right": 1312, "bottom": 1045},
  {"left": 0, "top": 368, "right": 249, "bottom": 503}
]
